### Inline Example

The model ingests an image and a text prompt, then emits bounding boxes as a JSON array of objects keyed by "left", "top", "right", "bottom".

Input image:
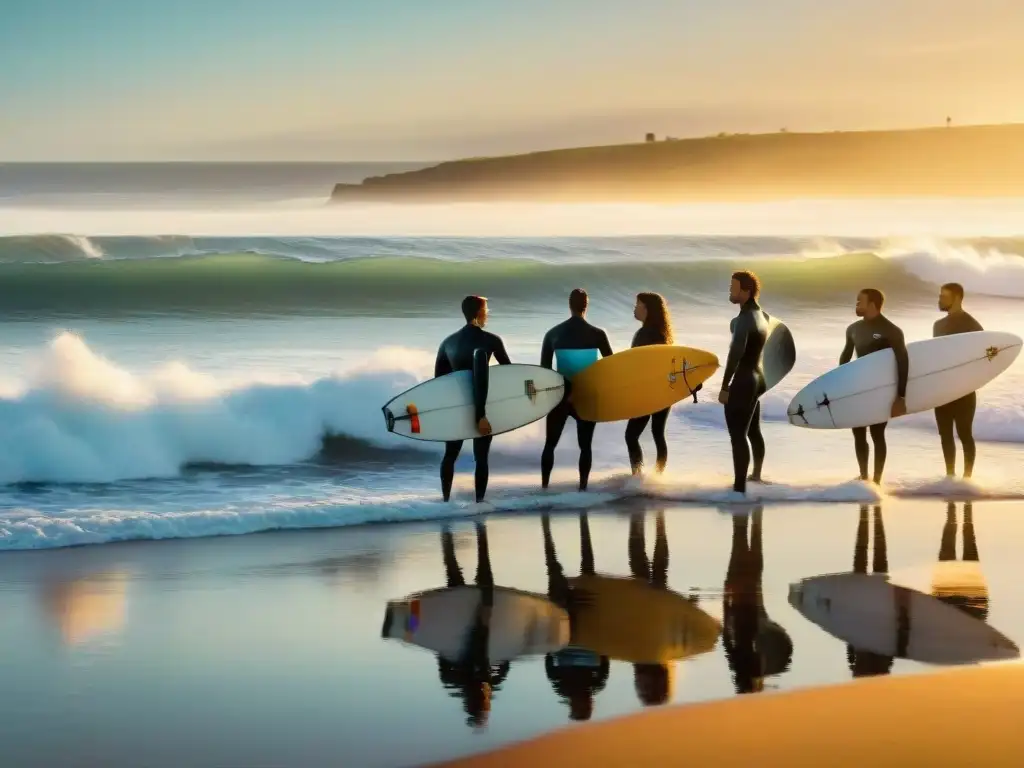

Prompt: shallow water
[{"left": 1, "top": 499, "right": 1021, "bottom": 767}]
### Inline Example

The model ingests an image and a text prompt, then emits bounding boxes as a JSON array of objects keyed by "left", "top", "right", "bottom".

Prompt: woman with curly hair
[{"left": 625, "top": 292, "right": 674, "bottom": 475}]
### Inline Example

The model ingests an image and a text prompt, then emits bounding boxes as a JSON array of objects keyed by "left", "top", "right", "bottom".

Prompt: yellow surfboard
[
  {"left": 567, "top": 575, "right": 722, "bottom": 663},
  {"left": 568, "top": 345, "right": 719, "bottom": 423}
]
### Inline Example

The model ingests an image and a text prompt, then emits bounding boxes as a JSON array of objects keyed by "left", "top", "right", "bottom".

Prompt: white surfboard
[
  {"left": 787, "top": 331, "right": 1021, "bottom": 429},
  {"left": 382, "top": 364, "right": 565, "bottom": 442},
  {"left": 381, "top": 585, "right": 570, "bottom": 664},
  {"left": 788, "top": 572, "right": 1018, "bottom": 665}
]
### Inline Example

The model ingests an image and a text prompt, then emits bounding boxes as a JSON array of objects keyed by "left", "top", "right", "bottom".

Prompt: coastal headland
[{"left": 330, "top": 123, "right": 1024, "bottom": 203}]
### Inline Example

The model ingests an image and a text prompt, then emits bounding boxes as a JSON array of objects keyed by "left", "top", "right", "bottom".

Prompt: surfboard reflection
[
  {"left": 381, "top": 521, "right": 570, "bottom": 728},
  {"left": 788, "top": 505, "right": 1018, "bottom": 668},
  {"left": 723, "top": 506, "right": 794, "bottom": 694},
  {"left": 542, "top": 510, "right": 722, "bottom": 716}
]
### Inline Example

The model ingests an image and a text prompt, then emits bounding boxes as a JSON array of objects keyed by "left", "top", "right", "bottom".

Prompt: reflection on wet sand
[
  {"left": 543, "top": 510, "right": 721, "bottom": 715},
  {"left": 788, "top": 505, "right": 1018, "bottom": 667},
  {"left": 723, "top": 506, "right": 793, "bottom": 694},
  {"left": 931, "top": 502, "right": 989, "bottom": 623},
  {"left": 42, "top": 571, "right": 129, "bottom": 646},
  {"left": 542, "top": 512, "right": 609, "bottom": 722},
  {"left": 848, "top": 504, "right": 895, "bottom": 677},
  {"left": 382, "top": 521, "right": 569, "bottom": 728}
]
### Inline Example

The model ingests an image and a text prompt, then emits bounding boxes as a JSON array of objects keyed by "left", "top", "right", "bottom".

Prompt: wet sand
[
  {"left": 1, "top": 498, "right": 1022, "bottom": 767},
  {"left": 431, "top": 662, "right": 1024, "bottom": 767}
]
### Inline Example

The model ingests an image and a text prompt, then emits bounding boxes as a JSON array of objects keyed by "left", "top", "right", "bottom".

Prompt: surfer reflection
[
  {"left": 436, "top": 522, "right": 510, "bottom": 728},
  {"left": 627, "top": 510, "right": 673, "bottom": 706},
  {"left": 931, "top": 502, "right": 989, "bottom": 623},
  {"left": 847, "top": 504, "right": 895, "bottom": 677},
  {"left": 723, "top": 506, "right": 793, "bottom": 693},
  {"left": 541, "top": 513, "right": 610, "bottom": 721}
]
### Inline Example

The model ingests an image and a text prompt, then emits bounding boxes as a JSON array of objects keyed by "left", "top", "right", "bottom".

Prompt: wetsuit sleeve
[
  {"left": 434, "top": 343, "right": 452, "bottom": 378},
  {"left": 721, "top": 313, "right": 750, "bottom": 389},
  {"left": 491, "top": 335, "right": 512, "bottom": 366},
  {"left": 472, "top": 347, "right": 490, "bottom": 422},
  {"left": 839, "top": 327, "right": 855, "bottom": 365},
  {"left": 540, "top": 331, "right": 554, "bottom": 369},
  {"left": 598, "top": 329, "right": 614, "bottom": 357},
  {"left": 890, "top": 325, "right": 909, "bottom": 398}
]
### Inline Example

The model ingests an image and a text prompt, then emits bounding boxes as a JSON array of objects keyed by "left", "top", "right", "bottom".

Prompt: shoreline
[{"left": 329, "top": 123, "right": 1024, "bottom": 204}]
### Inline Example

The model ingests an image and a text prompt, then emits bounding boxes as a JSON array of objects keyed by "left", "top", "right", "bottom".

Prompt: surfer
[
  {"left": 934, "top": 283, "right": 983, "bottom": 478},
  {"left": 839, "top": 289, "right": 909, "bottom": 485},
  {"left": 718, "top": 271, "right": 769, "bottom": 494},
  {"left": 540, "top": 288, "right": 614, "bottom": 491},
  {"left": 625, "top": 293, "right": 675, "bottom": 475},
  {"left": 435, "top": 295, "right": 512, "bottom": 503}
]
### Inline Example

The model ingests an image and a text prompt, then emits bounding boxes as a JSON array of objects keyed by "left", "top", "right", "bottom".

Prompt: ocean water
[{"left": 1, "top": 163, "right": 1024, "bottom": 552}]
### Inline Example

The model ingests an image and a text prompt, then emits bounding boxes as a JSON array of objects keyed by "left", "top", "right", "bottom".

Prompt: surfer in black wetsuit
[
  {"left": 435, "top": 295, "right": 512, "bottom": 503},
  {"left": 839, "top": 289, "right": 909, "bottom": 485},
  {"left": 718, "top": 271, "right": 769, "bottom": 494},
  {"left": 934, "top": 283, "right": 984, "bottom": 478},
  {"left": 540, "top": 289, "right": 614, "bottom": 491},
  {"left": 625, "top": 293, "right": 675, "bottom": 475}
]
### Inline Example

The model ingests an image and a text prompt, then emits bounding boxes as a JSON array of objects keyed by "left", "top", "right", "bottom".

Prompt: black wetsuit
[
  {"left": 435, "top": 324, "right": 512, "bottom": 502},
  {"left": 721, "top": 300, "right": 768, "bottom": 493},
  {"left": 625, "top": 325, "right": 670, "bottom": 474},
  {"left": 839, "top": 315, "right": 908, "bottom": 484},
  {"left": 933, "top": 311, "right": 983, "bottom": 477},
  {"left": 540, "top": 315, "right": 614, "bottom": 491}
]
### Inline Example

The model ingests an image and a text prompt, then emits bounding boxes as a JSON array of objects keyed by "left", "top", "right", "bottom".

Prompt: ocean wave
[
  {"left": 6, "top": 470, "right": 1024, "bottom": 551},
  {"left": 0, "top": 247, "right": 1011, "bottom": 319},
  {"left": 0, "top": 234, "right": 1021, "bottom": 318}
]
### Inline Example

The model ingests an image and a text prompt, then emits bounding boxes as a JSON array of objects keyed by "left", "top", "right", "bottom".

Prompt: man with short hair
[
  {"left": 719, "top": 270, "right": 769, "bottom": 494},
  {"left": 839, "top": 288, "right": 909, "bottom": 485},
  {"left": 435, "top": 295, "right": 512, "bottom": 502},
  {"left": 540, "top": 288, "right": 614, "bottom": 491},
  {"left": 934, "top": 282, "right": 984, "bottom": 478}
]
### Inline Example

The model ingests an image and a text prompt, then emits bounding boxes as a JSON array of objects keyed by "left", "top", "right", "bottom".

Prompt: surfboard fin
[{"left": 406, "top": 403, "right": 421, "bottom": 434}]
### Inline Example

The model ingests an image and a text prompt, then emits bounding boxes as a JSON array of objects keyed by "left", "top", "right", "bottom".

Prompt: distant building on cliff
[{"left": 645, "top": 133, "right": 655, "bottom": 143}]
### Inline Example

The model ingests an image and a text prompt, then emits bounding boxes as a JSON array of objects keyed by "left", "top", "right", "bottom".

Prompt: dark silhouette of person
[
  {"left": 846, "top": 504, "right": 896, "bottom": 677},
  {"left": 541, "top": 512, "right": 610, "bottom": 721},
  {"left": 932, "top": 502, "right": 988, "bottom": 623},
  {"left": 722, "top": 506, "right": 793, "bottom": 693},
  {"left": 627, "top": 510, "right": 675, "bottom": 707},
  {"left": 435, "top": 522, "right": 510, "bottom": 728}
]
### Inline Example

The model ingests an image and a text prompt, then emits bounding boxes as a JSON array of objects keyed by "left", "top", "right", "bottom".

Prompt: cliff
[{"left": 330, "top": 123, "right": 1024, "bottom": 203}]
